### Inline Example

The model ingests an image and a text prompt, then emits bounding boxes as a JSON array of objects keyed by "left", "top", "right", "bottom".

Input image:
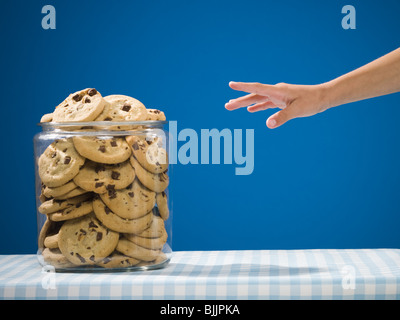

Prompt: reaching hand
[{"left": 225, "top": 82, "right": 329, "bottom": 129}]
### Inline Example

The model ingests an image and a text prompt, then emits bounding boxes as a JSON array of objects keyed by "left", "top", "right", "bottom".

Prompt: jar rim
[
  {"left": 37, "top": 121, "right": 168, "bottom": 135},
  {"left": 38, "top": 120, "right": 168, "bottom": 127}
]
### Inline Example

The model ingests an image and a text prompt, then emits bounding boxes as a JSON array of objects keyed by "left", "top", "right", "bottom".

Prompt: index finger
[{"left": 229, "top": 81, "right": 276, "bottom": 96}]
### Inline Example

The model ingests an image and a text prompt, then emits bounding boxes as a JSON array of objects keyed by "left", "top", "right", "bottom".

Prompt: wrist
[{"left": 315, "top": 81, "right": 337, "bottom": 112}]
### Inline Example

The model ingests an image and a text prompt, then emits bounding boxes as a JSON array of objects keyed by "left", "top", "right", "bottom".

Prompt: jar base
[
  {"left": 37, "top": 249, "right": 172, "bottom": 273},
  {"left": 52, "top": 258, "right": 170, "bottom": 273}
]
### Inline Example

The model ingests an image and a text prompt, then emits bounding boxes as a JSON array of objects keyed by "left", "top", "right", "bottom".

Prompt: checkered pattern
[{"left": 0, "top": 249, "right": 399, "bottom": 299}]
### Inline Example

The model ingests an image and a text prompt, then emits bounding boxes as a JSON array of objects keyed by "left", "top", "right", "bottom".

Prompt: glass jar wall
[{"left": 34, "top": 121, "right": 171, "bottom": 272}]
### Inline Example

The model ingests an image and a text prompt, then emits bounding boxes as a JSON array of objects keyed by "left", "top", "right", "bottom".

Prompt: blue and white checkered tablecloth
[{"left": 0, "top": 249, "right": 399, "bottom": 300}]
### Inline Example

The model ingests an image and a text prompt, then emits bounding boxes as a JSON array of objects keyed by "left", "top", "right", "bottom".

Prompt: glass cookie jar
[{"left": 34, "top": 121, "right": 172, "bottom": 272}]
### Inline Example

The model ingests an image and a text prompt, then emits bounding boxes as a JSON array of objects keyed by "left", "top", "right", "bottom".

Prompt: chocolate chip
[
  {"left": 122, "top": 104, "right": 131, "bottom": 112},
  {"left": 87, "top": 88, "right": 97, "bottom": 96},
  {"left": 79, "top": 229, "right": 87, "bottom": 235},
  {"left": 110, "top": 140, "right": 117, "bottom": 147},
  {"left": 104, "top": 207, "right": 111, "bottom": 215},
  {"left": 84, "top": 97, "right": 91, "bottom": 103},
  {"left": 106, "top": 184, "right": 115, "bottom": 191},
  {"left": 63, "top": 207, "right": 72, "bottom": 215},
  {"left": 128, "top": 192, "right": 134, "bottom": 198},
  {"left": 75, "top": 253, "right": 86, "bottom": 263},
  {"left": 51, "top": 152, "right": 57, "bottom": 158},
  {"left": 106, "top": 184, "right": 116, "bottom": 199},
  {"left": 96, "top": 232, "right": 103, "bottom": 241},
  {"left": 132, "top": 143, "right": 139, "bottom": 150},
  {"left": 111, "top": 171, "right": 120, "bottom": 180},
  {"left": 72, "top": 94, "right": 82, "bottom": 102},
  {"left": 95, "top": 182, "right": 104, "bottom": 188},
  {"left": 109, "top": 193, "right": 116, "bottom": 200},
  {"left": 98, "top": 145, "right": 106, "bottom": 153},
  {"left": 95, "top": 164, "right": 106, "bottom": 173},
  {"left": 90, "top": 255, "right": 96, "bottom": 262},
  {"left": 89, "top": 221, "right": 98, "bottom": 228},
  {"left": 102, "top": 257, "right": 112, "bottom": 264},
  {"left": 104, "top": 117, "right": 112, "bottom": 121},
  {"left": 75, "top": 202, "right": 82, "bottom": 208},
  {"left": 64, "top": 156, "right": 71, "bottom": 164}
]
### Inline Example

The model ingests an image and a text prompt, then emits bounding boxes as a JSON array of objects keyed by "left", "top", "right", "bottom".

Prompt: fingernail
[{"left": 268, "top": 118, "right": 276, "bottom": 128}]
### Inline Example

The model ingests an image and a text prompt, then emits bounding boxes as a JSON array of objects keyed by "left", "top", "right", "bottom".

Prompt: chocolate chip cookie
[
  {"left": 96, "top": 252, "right": 141, "bottom": 269},
  {"left": 99, "top": 179, "right": 156, "bottom": 220},
  {"left": 38, "top": 217, "right": 63, "bottom": 250},
  {"left": 146, "top": 109, "right": 166, "bottom": 121},
  {"left": 40, "top": 113, "right": 53, "bottom": 123},
  {"left": 93, "top": 197, "right": 152, "bottom": 233},
  {"left": 156, "top": 192, "right": 169, "bottom": 220},
  {"left": 102, "top": 94, "right": 148, "bottom": 121},
  {"left": 52, "top": 88, "right": 107, "bottom": 122},
  {"left": 124, "top": 231, "right": 167, "bottom": 250},
  {"left": 53, "top": 187, "right": 89, "bottom": 200},
  {"left": 38, "top": 193, "right": 93, "bottom": 215},
  {"left": 130, "top": 156, "right": 169, "bottom": 193},
  {"left": 42, "top": 180, "right": 78, "bottom": 199},
  {"left": 38, "top": 138, "right": 85, "bottom": 187},
  {"left": 44, "top": 233, "right": 59, "bottom": 249},
  {"left": 42, "top": 248, "right": 75, "bottom": 268},
  {"left": 136, "top": 215, "right": 166, "bottom": 239},
  {"left": 126, "top": 135, "right": 168, "bottom": 174},
  {"left": 58, "top": 213, "right": 119, "bottom": 265},
  {"left": 48, "top": 199, "right": 93, "bottom": 222},
  {"left": 73, "top": 160, "right": 135, "bottom": 194},
  {"left": 73, "top": 136, "right": 132, "bottom": 164},
  {"left": 116, "top": 237, "right": 162, "bottom": 262}
]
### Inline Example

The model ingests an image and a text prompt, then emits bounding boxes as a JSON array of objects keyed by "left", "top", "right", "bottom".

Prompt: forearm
[{"left": 322, "top": 47, "right": 400, "bottom": 109}]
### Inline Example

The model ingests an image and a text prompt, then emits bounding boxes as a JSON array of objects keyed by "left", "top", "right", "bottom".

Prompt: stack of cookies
[{"left": 36, "top": 88, "right": 170, "bottom": 270}]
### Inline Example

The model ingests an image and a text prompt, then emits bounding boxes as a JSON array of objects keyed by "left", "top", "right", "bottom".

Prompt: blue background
[{"left": 0, "top": 0, "right": 399, "bottom": 254}]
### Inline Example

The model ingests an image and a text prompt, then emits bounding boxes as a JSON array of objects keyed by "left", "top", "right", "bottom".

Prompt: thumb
[{"left": 266, "top": 105, "right": 299, "bottom": 129}]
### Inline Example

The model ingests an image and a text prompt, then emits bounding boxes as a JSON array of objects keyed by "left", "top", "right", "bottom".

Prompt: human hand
[{"left": 225, "top": 81, "right": 330, "bottom": 129}]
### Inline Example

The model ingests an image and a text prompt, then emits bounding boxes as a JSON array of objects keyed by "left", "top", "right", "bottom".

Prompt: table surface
[{"left": 1, "top": 249, "right": 399, "bottom": 300}]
